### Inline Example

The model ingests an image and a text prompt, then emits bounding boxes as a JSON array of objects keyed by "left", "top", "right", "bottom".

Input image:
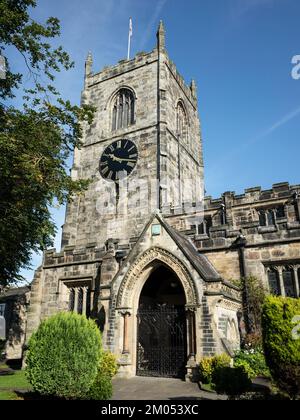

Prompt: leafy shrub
[
  {"left": 262, "top": 296, "right": 300, "bottom": 399},
  {"left": 210, "top": 353, "right": 231, "bottom": 384},
  {"left": 233, "top": 359, "right": 255, "bottom": 379},
  {"left": 211, "top": 353, "right": 231, "bottom": 371},
  {"left": 86, "top": 373, "right": 112, "bottom": 400},
  {"left": 100, "top": 351, "right": 118, "bottom": 378},
  {"left": 198, "top": 357, "right": 213, "bottom": 384},
  {"left": 199, "top": 354, "right": 231, "bottom": 385},
  {"left": 213, "top": 365, "right": 252, "bottom": 398},
  {"left": 234, "top": 349, "right": 270, "bottom": 379},
  {"left": 25, "top": 312, "right": 102, "bottom": 399}
]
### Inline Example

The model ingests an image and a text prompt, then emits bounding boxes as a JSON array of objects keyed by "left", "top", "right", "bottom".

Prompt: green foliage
[
  {"left": 262, "top": 296, "right": 300, "bottom": 399},
  {"left": 25, "top": 312, "right": 102, "bottom": 399},
  {"left": 211, "top": 353, "right": 231, "bottom": 371},
  {"left": 198, "top": 357, "right": 213, "bottom": 384},
  {"left": 0, "top": 0, "right": 95, "bottom": 285},
  {"left": 213, "top": 365, "right": 252, "bottom": 398},
  {"left": 237, "top": 276, "right": 267, "bottom": 334},
  {"left": 100, "top": 351, "right": 118, "bottom": 378},
  {"left": 0, "top": 0, "right": 74, "bottom": 101},
  {"left": 234, "top": 349, "right": 270, "bottom": 379},
  {"left": 199, "top": 354, "right": 231, "bottom": 385},
  {"left": 83, "top": 351, "right": 117, "bottom": 400},
  {"left": 86, "top": 373, "right": 113, "bottom": 401}
]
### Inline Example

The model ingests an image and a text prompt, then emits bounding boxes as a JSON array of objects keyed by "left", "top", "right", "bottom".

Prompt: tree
[
  {"left": 25, "top": 312, "right": 102, "bottom": 399},
  {"left": 262, "top": 296, "right": 300, "bottom": 399},
  {"left": 0, "top": 0, "right": 94, "bottom": 286},
  {"left": 233, "top": 276, "right": 267, "bottom": 339}
]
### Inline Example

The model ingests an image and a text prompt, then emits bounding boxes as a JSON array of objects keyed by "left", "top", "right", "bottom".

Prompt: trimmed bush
[
  {"left": 199, "top": 353, "right": 231, "bottom": 385},
  {"left": 100, "top": 351, "right": 118, "bottom": 378},
  {"left": 262, "top": 296, "right": 300, "bottom": 399},
  {"left": 213, "top": 365, "right": 252, "bottom": 398},
  {"left": 86, "top": 373, "right": 112, "bottom": 400},
  {"left": 25, "top": 312, "right": 102, "bottom": 399},
  {"left": 198, "top": 357, "right": 213, "bottom": 384}
]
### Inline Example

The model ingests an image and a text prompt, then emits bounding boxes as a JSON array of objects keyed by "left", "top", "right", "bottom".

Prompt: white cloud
[
  {"left": 139, "top": 0, "right": 168, "bottom": 50},
  {"left": 229, "top": 0, "right": 278, "bottom": 19}
]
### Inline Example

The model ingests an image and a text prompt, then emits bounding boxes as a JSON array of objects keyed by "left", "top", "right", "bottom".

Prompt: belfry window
[
  {"left": 112, "top": 89, "right": 135, "bottom": 131},
  {"left": 176, "top": 101, "right": 188, "bottom": 142}
]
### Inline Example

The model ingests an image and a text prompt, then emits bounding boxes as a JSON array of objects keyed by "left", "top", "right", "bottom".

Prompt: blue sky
[{"left": 5, "top": 0, "right": 300, "bottom": 281}]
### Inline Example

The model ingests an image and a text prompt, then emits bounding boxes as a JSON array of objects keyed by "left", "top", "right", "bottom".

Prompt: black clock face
[{"left": 99, "top": 139, "right": 138, "bottom": 181}]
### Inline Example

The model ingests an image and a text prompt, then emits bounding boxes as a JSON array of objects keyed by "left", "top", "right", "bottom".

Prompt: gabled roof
[{"left": 121, "top": 211, "right": 222, "bottom": 282}]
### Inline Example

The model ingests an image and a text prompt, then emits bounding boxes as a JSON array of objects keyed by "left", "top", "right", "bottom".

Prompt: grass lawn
[
  {"left": 0, "top": 390, "right": 23, "bottom": 400},
  {"left": 0, "top": 369, "right": 31, "bottom": 400}
]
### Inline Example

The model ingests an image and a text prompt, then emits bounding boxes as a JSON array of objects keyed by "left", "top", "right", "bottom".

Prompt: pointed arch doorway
[{"left": 136, "top": 264, "right": 187, "bottom": 378}]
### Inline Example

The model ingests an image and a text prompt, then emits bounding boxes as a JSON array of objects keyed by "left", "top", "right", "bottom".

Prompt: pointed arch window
[
  {"left": 112, "top": 88, "right": 135, "bottom": 131},
  {"left": 176, "top": 101, "right": 188, "bottom": 142}
]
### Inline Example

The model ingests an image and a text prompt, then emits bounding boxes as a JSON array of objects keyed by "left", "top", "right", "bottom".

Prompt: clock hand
[
  {"left": 106, "top": 153, "right": 136, "bottom": 163},
  {"left": 113, "top": 157, "right": 136, "bottom": 163}
]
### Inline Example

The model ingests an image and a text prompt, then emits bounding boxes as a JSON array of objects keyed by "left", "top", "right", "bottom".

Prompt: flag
[{"left": 129, "top": 17, "right": 133, "bottom": 37}]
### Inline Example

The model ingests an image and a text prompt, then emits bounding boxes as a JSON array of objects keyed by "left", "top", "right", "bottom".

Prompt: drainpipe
[{"left": 233, "top": 234, "right": 251, "bottom": 334}]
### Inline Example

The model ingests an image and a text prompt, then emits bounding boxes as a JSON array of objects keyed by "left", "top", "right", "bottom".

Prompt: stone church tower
[{"left": 26, "top": 22, "right": 241, "bottom": 379}]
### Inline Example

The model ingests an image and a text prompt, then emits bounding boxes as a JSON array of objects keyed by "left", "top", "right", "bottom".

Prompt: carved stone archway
[
  {"left": 116, "top": 247, "right": 199, "bottom": 309},
  {"left": 115, "top": 247, "right": 200, "bottom": 378}
]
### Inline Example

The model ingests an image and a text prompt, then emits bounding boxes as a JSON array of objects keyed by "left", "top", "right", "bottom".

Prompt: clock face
[{"left": 99, "top": 139, "right": 138, "bottom": 181}]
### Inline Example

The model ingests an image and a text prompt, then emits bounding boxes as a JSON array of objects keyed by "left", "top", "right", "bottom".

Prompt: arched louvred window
[
  {"left": 112, "top": 88, "right": 135, "bottom": 131},
  {"left": 176, "top": 101, "right": 188, "bottom": 142},
  {"left": 282, "top": 267, "right": 296, "bottom": 297},
  {"left": 268, "top": 269, "right": 280, "bottom": 295}
]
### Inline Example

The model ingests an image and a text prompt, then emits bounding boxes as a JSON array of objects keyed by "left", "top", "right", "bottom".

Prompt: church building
[{"left": 5, "top": 22, "right": 300, "bottom": 380}]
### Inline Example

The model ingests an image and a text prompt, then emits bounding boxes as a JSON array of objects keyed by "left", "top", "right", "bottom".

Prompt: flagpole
[{"left": 127, "top": 17, "right": 132, "bottom": 60}]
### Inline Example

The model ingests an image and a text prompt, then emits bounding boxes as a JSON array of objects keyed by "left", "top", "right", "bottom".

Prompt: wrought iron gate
[{"left": 136, "top": 304, "right": 187, "bottom": 378}]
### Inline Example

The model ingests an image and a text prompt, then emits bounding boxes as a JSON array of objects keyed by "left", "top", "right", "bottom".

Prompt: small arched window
[
  {"left": 176, "top": 101, "right": 188, "bottom": 142},
  {"left": 112, "top": 88, "right": 135, "bottom": 131}
]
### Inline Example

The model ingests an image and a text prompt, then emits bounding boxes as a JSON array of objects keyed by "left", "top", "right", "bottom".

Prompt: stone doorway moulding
[{"left": 115, "top": 247, "right": 200, "bottom": 379}]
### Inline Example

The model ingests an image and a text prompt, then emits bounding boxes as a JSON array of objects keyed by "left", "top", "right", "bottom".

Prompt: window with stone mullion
[
  {"left": 282, "top": 268, "right": 296, "bottom": 297},
  {"left": 268, "top": 270, "right": 280, "bottom": 295}
]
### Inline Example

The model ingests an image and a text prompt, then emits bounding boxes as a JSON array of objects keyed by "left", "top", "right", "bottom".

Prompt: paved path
[{"left": 112, "top": 377, "right": 226, "bottom": 400}]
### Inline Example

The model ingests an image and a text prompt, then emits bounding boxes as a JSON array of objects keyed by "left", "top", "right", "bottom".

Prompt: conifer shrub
[
  {"left": 262, "top": 296, "right": 300, "bottom": 399},
  {"left": 25, "top": 312, "right": 102, "bottom": 399},
  {"left": 213, "top": 365, "right": 252, "bottom": 399},
  {"left": 84, "top": 351, "right": 118, "bottom": 400}
]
